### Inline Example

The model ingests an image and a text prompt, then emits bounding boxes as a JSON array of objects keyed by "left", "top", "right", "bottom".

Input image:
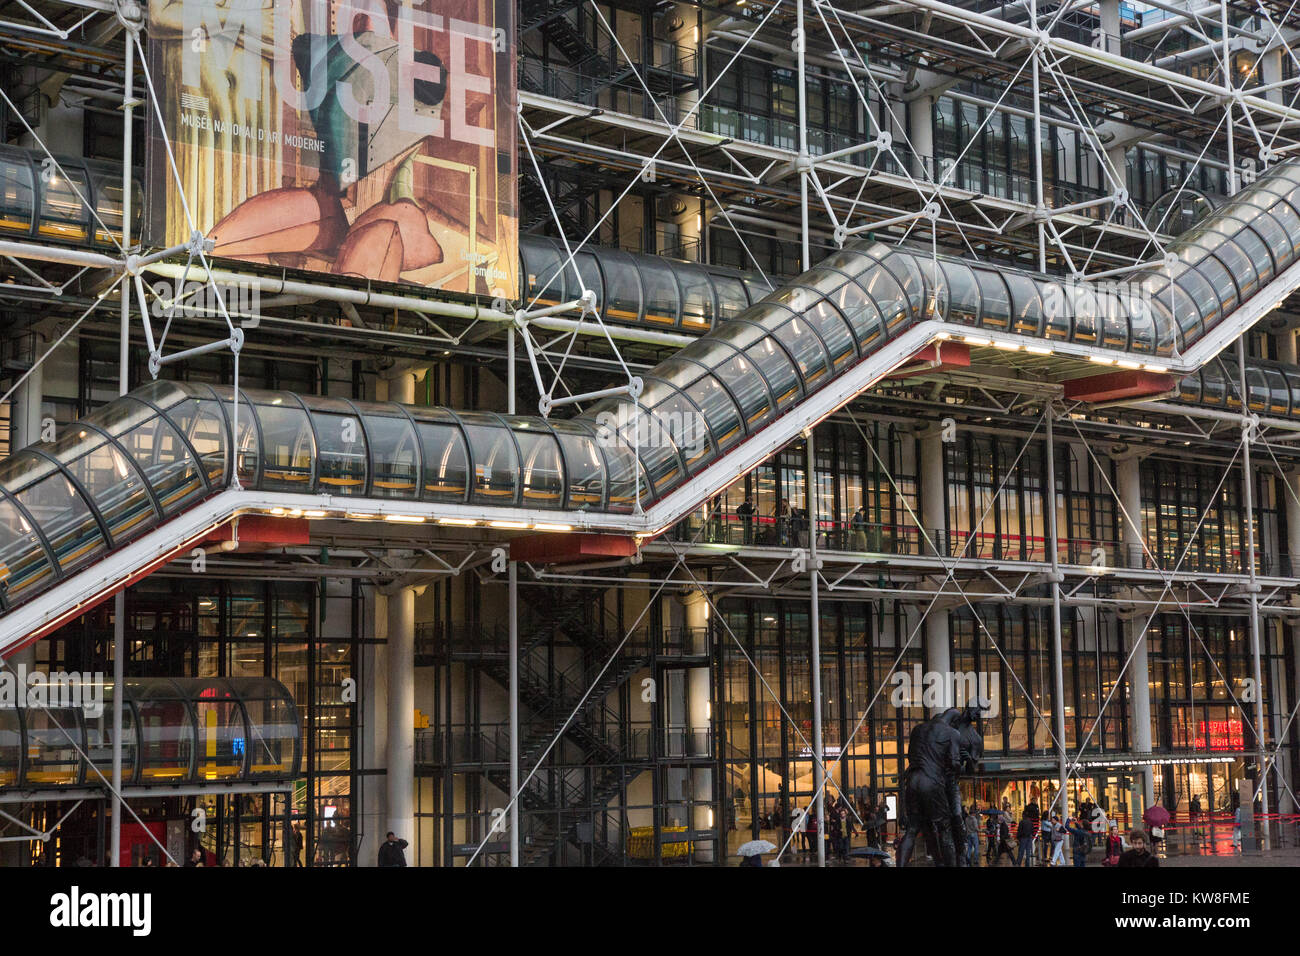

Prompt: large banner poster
[{"left": 146, "top": 0, "right": 517, "bottom": 300}]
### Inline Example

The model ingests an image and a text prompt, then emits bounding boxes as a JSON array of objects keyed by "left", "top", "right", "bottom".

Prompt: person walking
[
  {"left": 964, "top": 806, "right": 981, "bottom": 866},
  {"left": 1065, "top": 818, "right": 1091, "bottom": 867},
  {"left": 291, "top": 823, "right": 303, "bottom": 867},
  {"left": 792, "top": 805, "right": 807, "bottom": 854},
  {"left": 1049, "top": 814, "right": 1067, "bottom": 866},
  {"left": 826, "top": 805, "right": 843, "bottom": 862},
  {"left": 377, "top": 831, "right": 408, "bottom": 867},
  {"left": 1232, "top": 798, "right": 1244, "bottom": 851},
  {"left": 1016, "top": 810, "right": 1036, "bottom": 866}
]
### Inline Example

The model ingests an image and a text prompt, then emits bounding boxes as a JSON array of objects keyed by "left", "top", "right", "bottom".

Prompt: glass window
[
  {"left": 676, "top": 262, "right": 716, "bottom": 330},
  {"left": 359, "top": 410, "right": 419, "bottom": 500},
  {"left": 857, "top": 255, "right": 912, "bottom": 332},
  {"left": 189, "top": 682, "right": 248, "bottom": 782},
  {"left": 520, "top": 238, "right": 566, "bottom": 305},
  {"left": 711, "top": 274, "right": 749, "bottom": 320},
  {"left": 744, "top": 336, "right": 802, "bottom": 410},
  {"left": 974, "top": 268, "right": 1012, "bottom": 331},
  {"left": 254, "top": 399, "right": 315, "bottom": 492},
  {"left": 132, "top": 680, "right": 195, "bottom": 783},
  {"left": 1006, "top": 272, "right": 1043, "bottom": 336},
  {"left": 240, "top": 683, "right": 298, "bottom": 779},
  {"left": 552, "top": 423, "right": 605, "bottom": 509},
  {"left": 164, "top": 395, "right": 229, "bottom": 487},
  {"left": 770, "top": 316, "right": 831, "bottom": 389},
  {"left": 939, "top": 259, "right": 980, "bottom": 325},
  {"left": 4, "top": 453, "right": 106, "bottom": 575},
  {"left": 637, "top": 257, "right": 682, "bottom": 326},
  {"left": 22, "top": 707, "right": 84, "bottom": 786},
  {"left": 0, "top": 493, "right": 55, "bottom": 603},
  {"left": 827, "top": 279, "right": 885, "bottom": 350},
  {"left": 650, "top": 385, "right": 712, "bottom": 471},
  {"left": 684, "top": 372, "right": 744, "bottom": 453},
  {"left": 56, "top": 432, "right": 159, "bottom": 546},
  {"left": 37, "top": 165, "right": 90, "bottom": 241},
  {"left": 301, "top": 397, "right": 367, "bottom": 495},
  {"left": 601, "top": 249, "right": 643, "bottom": 321},
  {"left": 413, "top": 414, "right": 469, "bottom": 502},
  {"left": 115, "top": 411, "right": 207, "bottom": 514},
  {"left": 802, "top": 299, "right": 858, "bottom": 371},
  {"left": 0, "top": 154, "right": 35, "bottom": 234},
  {"left": 512, "top": 423, "right": 565, "bottom": 508},
  {"left": 0, "top": 708, "right": 21, "bottom": 786},
  {"left": 458, "top": 412, "right": 519, "bottom": 504},
  {"left": 715, "top": 350, "right": 773, "bottom": 429}
]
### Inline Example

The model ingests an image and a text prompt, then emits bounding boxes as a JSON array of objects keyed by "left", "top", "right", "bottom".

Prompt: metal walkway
[{"left": 6, "top": 161, "right": 1300, "bottom": 652}]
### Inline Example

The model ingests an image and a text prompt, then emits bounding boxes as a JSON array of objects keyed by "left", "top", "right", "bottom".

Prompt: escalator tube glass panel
[
  {"left": 0, "top": 491, "right": 56, "bottom": 604},
  {"left": 510, "top": 419, "right": 565, "bottom": 508},
  {"left": 457, "top": 411, "right": 521, "bottom": 505},
  {"left": 0, "top": 451, "right": 106, "bottom": 576},
  {"left": 298, "top": 395, "right": 368, "bottom": 496},
  {"left": 744, "top": 335, "right": 803, "bottom": 412},
  {"left": 250, "top": 395, "right": 316, "bottom": 492},
  {"left": 53, "top": 429, "right": 160, "bottom": 546},
  {"left": 770, "top": 312, "right": 832, "bottom": 389},
  {"left": 410, "top": 409, "right": 470, "bottom": 502},
  {"left": 683, "top": 370, "right": 745, "bottom": 453},
  {"left": 715, "top": 348, "right": 775, "bottom": 430},
  {"left": 115, "top": 409, "right": 208, "bottom": 516},
  {"left": 353, "top": 402, "right": 420, "bottom": 500},
  {"left": 551, "top": 421, "right": 606, "bottom": 510},
  {"left": 974, "top": 267, "right": 1012, "bottom": 332}
]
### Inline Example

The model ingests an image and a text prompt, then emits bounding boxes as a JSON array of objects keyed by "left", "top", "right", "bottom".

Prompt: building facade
[{"left": 0, "top": 0, "right": 1298, "bottom": 866}]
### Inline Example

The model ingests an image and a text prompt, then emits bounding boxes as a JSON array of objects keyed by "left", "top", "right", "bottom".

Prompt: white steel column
[
  {"left": 1239, "top": 346, "right": 1271, "bottom": 847},
  {"left": 805, "top": 429, "right": 825, "bottom": 866},
  {"left": 1115, "top": 452, "right": 1154, "bottom": 810},
  {"left": 386, "top": 586, "right": 415, "bottom": 848},
  {"left": 507, "top": 328, "right": 519, "bottom": 866},
  {"left": 111, "top": 26, "right": 136, "bottom": 869},
  {"left": 908, "top": 94, "right": 934, "bottom": 180},
  {"left": 1045, "top": 409, "right": 1069, "bottom": 817},
  {"left": 796, "top": 0, "right": 811, "bottom": 270},
  {"left": 920, "top": 427, "right": 950, "bottom": 691}
]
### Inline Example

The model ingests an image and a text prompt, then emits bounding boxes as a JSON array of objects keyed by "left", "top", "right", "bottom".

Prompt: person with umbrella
[
  {"left": 737, "top": 839, "right": 777, "bottom": 867},
  {"left": 1142, "top": 804, "right": 1170, "bottom": 856}
]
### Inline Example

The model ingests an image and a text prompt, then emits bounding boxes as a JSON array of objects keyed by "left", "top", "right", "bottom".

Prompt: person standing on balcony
[
  {"left": 736, "top": 496, "right": 755, "bottom": 545},
  {"left": 851, "top": 505, "right": 869, "bottom": 551}
]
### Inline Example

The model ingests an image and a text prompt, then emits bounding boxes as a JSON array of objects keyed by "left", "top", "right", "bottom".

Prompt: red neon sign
[{"left": 1194, "top": 718, "right": 1244, "bottom": 751}]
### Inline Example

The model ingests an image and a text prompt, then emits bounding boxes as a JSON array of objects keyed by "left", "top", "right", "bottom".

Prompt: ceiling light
[
  {"left": 534, "top": 523, "right": 573, "bottom": 532},
  {"left": 1143, "top": 363, "right": 1168, "bottom": 373},
  {"left": 489, "top": 520, "right": 530, "bottom": 529},
  {"left": 438, "top": 518, "right": 477, "bottom": 526},
  {"left": 1088, "top": 356, "right": 1116, "bottom": 365},
  {"left": 385, "top": 515, "right": 426, "bottom": 523},
  {"left": 304, "top": 510, "right": 328, "bottom": 518},
  {"left": 1025, "top": 345, "right": 1053, "bottom": 355},
  {"left": 963, "top": 335, "right": 992, "bottom": 346}
]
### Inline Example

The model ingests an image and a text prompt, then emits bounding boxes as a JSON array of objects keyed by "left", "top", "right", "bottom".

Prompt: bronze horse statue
[{"left": 896, "top": 706, "right": 983, "bottom": 867}]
